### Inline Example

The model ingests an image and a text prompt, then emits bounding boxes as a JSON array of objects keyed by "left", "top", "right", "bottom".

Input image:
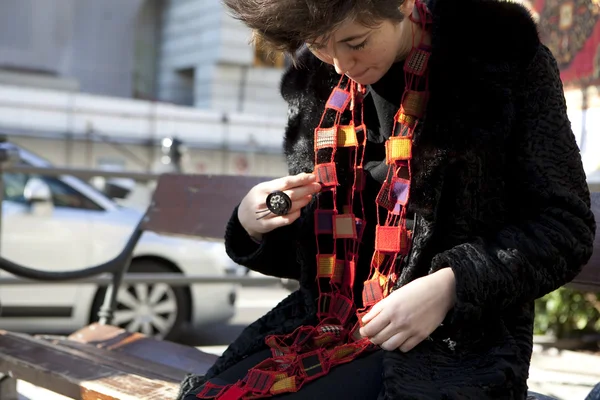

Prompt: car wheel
[{"left": 91, "top": 259, "right": 190, "bottom": 341}]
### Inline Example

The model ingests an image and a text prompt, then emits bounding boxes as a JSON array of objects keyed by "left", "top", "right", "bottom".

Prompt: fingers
[
  {"left": 366, "top": 322, "right": 396, "bottom": 346},
  {"left": 262, "top": 210, "right": 302, "bottom": 231},
  {"left": 398, "top": 335, "right": 425, "bottom": 353},
  {"left": 260, "top": 192, "right": 312, "bottom": 228},
  {"left": 359, "top": 302, "right": 425, "bottom": 353},
  {"left": 359, "top": 310, "right": 389, "bottom": 339},
  {"left": 380, "top": 331, "right": 411, "bottom": 352},
  {"left": 285, "top": 194, "right": 314, "bottom": 215},
  {"left": 256, "top": 183, "right": 320, "bottom": 210},
  {"left": 284, "top": 182, "right": 322, "bottom": 202},
  {"left": 361, "top": 302, "right": 384, "bottom": 325},
  {"left": 239, "top": 173, "right": 321, "bottom": 237},
  {"left": 257, "top": 193, "right": 313, "bottom": 218},
  {"left": 364, "top": 318, "right": 427, "bottom": 352},
  {"left": 261, "top": 172, "right": 318, "bottom": 193}
]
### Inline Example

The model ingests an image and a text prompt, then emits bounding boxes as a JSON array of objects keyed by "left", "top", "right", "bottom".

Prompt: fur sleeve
[
  {"left": 223, "top": 51, "right": 338, "bottom": 279},
  {"left": 224, "top": 205, "right": 302, "bottom": 280},
  {"left": 430, "top": 45, "right": 596, "bottom": 324}
]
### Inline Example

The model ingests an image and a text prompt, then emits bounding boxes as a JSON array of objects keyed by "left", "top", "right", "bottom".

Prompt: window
[
  {"left": 3, "top": 172, "right": 28, "bottom": 203},
  {"left": 2, "top": 173, "right": 103, "bottom": 211},
  {"left": 254, "top": 36, "right": 286, "bottom": 68},
  {"left": 44, "top": 178, "right": 103, "bottom": 210}
]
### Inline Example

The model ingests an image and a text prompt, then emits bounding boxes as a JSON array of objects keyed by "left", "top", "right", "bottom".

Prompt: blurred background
[
  {"left": 0, "top": 0, "right": 598, "bottom": 399},
  {"left": 0, "top": 0, "right": 291, "bottom": 182}
]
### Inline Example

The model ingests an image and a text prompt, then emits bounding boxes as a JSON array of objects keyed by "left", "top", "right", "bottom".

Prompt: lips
[{"left": 348, "top": 69, "right": 369, "bottom": 80}]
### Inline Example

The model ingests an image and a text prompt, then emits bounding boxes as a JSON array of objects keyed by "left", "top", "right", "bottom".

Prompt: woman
[{"left": 178, "top": 0, "right": 596, "bottom": 398}]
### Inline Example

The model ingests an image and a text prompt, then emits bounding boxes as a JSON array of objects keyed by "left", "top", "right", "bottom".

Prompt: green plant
[{"left": 534, "top": 287, "right": 600, "bottom": 338}]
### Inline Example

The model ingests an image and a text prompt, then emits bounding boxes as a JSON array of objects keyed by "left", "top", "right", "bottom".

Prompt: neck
[{"left": 395, "top": 14, "right": 432, "bottom": 62}]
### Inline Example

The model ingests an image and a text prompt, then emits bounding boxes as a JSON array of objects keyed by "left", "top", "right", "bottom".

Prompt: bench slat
[
  {"left": 145, "top": 174, "right": 267, "bottom": 239},
  {"left": 0, "top": 330, "right": 179, "bottom": 400},
  {"left": 65, "top": 323, "right": 217, "bottom": 377},
  {"left": 45, "top": 338, "right": 189, "bottom": 384}
]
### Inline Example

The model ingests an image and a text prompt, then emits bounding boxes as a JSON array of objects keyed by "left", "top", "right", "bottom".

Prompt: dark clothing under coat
[{"left": 183, "top": 0, "right": 596, "bottom": 398}]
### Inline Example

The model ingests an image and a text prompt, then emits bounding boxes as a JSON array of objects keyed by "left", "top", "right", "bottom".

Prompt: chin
[
  {"left": 347, "top": 74, "right": 371, "bottom": 85},
  {"left": 354, "top": 74, "right": 381, "bottom": 85},
  {"left": 353, "top": 68, "right": 387, "bottom": 85}
]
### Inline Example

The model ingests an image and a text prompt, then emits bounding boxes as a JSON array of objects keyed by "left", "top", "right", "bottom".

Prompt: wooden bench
[
  {"left": 0, "top": 324, "right": 216, "bottom": 399},
  {"left": 0, "top": 174, "right": 598, "bottom": 400}
]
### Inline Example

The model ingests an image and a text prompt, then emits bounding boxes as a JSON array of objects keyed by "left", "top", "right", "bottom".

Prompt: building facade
[
  {"left": 156, "top": 0, "right": 288, "bottom": 118},
  {"left": 0, "top": 0, "right": 287, "bottom": 115},
  {"left": 0, "top": 0, "right": 290, "bottom": 177}
]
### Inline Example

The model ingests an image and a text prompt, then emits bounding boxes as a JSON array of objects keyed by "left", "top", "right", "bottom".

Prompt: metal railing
[{"left": 0, "top": 274, "right": 279, "bottom": 286}]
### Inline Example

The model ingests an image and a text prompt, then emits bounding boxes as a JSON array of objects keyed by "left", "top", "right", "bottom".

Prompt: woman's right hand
[{"left": 238, "top": 172, "right": 322, "bottom": 241}]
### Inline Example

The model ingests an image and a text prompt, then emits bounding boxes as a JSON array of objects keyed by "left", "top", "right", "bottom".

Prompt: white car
[{"left": 0, "top": 145, "right": 238, "bottom": 340}]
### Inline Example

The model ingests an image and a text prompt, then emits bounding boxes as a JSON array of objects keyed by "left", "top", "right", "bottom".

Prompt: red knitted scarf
[{"left": 198, "top": 3, "right": 432, "bottom": 399}]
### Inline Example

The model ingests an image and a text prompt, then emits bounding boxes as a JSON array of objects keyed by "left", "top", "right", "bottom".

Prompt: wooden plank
[
  {"left": 145, "top": 174, "right": 267, "bottom": 240},
  {"left": 34, "top": 329, "right": 189, "bottom": 384},
  {"left": 44, "top": 338, "right": 188, "bottom": 384},
  {"left": 0, "top": 330, "right": 179, "bottom": 400},
  {"left": 63, "top": 323, "right": 217, "bottom": 378}
]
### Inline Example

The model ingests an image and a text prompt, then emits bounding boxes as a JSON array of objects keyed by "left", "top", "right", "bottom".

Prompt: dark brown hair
[{"left": 222, "top": 0, "right": 406, "bottom": 55}]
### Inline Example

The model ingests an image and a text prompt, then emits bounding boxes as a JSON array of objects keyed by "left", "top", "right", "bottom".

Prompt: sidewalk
[
  {"left": 527, "top": 345, "right": 600, "bottom": 400},
  {"left": 16, "top": 345, "right": 600, "bottom": 399}
]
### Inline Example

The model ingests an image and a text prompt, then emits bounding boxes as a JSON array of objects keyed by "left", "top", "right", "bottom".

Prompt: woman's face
[{"left": 307, "top": 0, "right": 417, "bottom": 85}]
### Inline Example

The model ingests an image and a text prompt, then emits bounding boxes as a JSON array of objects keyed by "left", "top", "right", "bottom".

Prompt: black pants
[{"left": 184, "top": 348, "right": 384, "bottom": 399}]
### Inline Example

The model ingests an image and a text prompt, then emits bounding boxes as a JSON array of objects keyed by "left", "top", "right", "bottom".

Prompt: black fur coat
[{"left": 185, "top": 0, "right": 596, "bottom": 399}]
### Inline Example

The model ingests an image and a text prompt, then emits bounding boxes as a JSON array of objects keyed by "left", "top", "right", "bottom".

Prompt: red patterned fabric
[
  {"left": 314, "top": 126, "right": 338, "bottom": 149},
  {"left": 197, "top": 2, "right": 432, "bottom": 398},
  {"left": 333, "top": 214, "right": 357, "bottom": 239},
  {"left": 375, "top": 226, "right": 404, "bottom": 253},
  {"left": 315, "top": 163, "right": 339, "bottom": 187},
  {"left": 533, "top": 0, "right": 600, "bottom": 86}
]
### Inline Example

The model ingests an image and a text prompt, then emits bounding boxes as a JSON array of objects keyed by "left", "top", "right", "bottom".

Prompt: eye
[{"left": 348, "top": 40, "right": 368, "bottom": 51}]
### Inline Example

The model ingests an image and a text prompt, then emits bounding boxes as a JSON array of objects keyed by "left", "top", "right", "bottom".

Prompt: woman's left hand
[{"left": 359, "top": 268, "right": 456, "bottom": 352}]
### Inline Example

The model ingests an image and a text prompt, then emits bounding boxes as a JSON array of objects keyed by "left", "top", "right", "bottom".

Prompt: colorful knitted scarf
[{"left": 197, "top": 2, "right": 432, "bottom": 398}]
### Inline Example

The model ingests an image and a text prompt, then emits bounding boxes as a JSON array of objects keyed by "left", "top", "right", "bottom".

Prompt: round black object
[{"left": 266, "top": 191, "right": 292, "bottom": 216}]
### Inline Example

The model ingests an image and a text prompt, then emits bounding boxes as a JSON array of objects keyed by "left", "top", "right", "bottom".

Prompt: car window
[
  {"left": 3, "top": 172, "right": 27, "bottom": 203},
  {"left": 3, "top": 172, "right": 103, "bottom": 211}
]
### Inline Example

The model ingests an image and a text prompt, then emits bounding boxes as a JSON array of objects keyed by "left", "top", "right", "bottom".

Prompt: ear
[{"left": 399, "top": 0, "right": 416, "bottom": 16}]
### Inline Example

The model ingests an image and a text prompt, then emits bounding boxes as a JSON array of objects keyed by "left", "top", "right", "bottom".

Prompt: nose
[{"left": 333, "top": 54, "right": 355, "bottom": 75}]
